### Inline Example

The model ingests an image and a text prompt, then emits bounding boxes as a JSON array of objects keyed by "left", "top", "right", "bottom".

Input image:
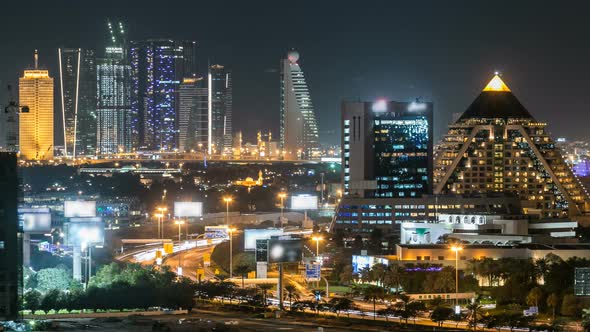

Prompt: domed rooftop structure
[{"left": 458, "top": 74, "right": 534, "bottom": 121}]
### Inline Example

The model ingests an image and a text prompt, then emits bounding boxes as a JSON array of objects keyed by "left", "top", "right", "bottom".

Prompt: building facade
[
  {"left": 178, "top": 77, "right": 208, "bottom": 152},
  {"left": 434, "top": 75, "right": 590, "bottom": 217},
  {"left": 0, "top": 152, "right": 21, "bottom": 320},
  {"left": 331, "top": 194, "right": 522, "bottom": 245},
  {"left": 280, "top": 50, "right": 320, "bottom": 160},
  {"left": 19, "top": 51, "right": 54, "bottom": 160},
  {"left": 58, "top": 48, "right": 97, "bottom": 157},
  {"left": 341, "top": 99, "right": 433, "bottom": 198},
  {"left": 97, "top": 21, "right": 133, "bottom": 155},
  {"left": 208, "top": 64, "right": 232, "bottom": 155},
  {"left": 130, "top": 39, "right": 197, "bottom": 150}
]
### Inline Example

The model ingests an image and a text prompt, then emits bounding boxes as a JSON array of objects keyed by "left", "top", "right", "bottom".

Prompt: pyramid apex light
[{"left": 482, "top": 74, "right": 511, "bottom": 92}]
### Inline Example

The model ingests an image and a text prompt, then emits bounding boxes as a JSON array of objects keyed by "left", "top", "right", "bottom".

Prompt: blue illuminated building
[
  {"left": 130, "top": 39, "right": 197, "bottom": 150},
  {"left": 341, "top": 99, "right": 433, "bottom": 198}
]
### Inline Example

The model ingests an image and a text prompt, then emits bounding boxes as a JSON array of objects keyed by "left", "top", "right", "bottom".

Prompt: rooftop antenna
[{"left": 34, "top": 50, "right": 38, "bottom": 69}]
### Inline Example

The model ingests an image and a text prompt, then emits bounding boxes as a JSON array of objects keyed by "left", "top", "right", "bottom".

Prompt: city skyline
[{"left": 4, "top": 1, "right": 590, "bottom": 146}]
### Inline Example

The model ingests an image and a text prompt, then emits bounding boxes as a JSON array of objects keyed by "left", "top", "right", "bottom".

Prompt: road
[
  {"left": 37, "top": 309, "right": 430, "bottom": 332},
  {"left": 116, "top": 239, "right": 220, "bottom": 280}
]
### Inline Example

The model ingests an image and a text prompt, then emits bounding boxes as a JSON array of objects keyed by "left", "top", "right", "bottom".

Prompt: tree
[
  {"left": 560, "top": 294, "right": 577, "bottom": 317},
  {"left": 284, "top": 284, "right": 299, "bottom": 309},
  {"left": 233, "top": 264, "right": 251, "bottom": 288},
  {"left": 376, "top": 306, "right": 396, "bottom": 322},
  {"left": 328, "top": 297, "right": 354, "bottom": 318},
  {"left": 339, "top": 264, "right": 353, "bottom": 285},
  {"left": 40, "top": 289, "right": 61, "bottom": 314},
  {"left": 431, "top": 306, "right": 454, "bottom": 327},
  {"left": 582, "top": 308, "right": 590, "bottom": 331},
  {"left": 23, "top": 290, "right": 42, "bottom": 314},
  {"left": 466, "top": 296, "right": 483, "bottom": 330},
  {"left": 257, "top": 283, "right": 274, "bottom": 307},
  {"left": 362, "top": 285, "right": 385, "bottom": 320},
  {"left": 546, "top": 293, "right": 560, "bottom": 320},
  {"left": 526, "top": 287, "right": 544, "bottom": 308},
  {"left": 406, "top": 301, "right": 426, "bottom": 325},
  {"left": 36, "top": 268, "right": 73, "bottom": 292}
]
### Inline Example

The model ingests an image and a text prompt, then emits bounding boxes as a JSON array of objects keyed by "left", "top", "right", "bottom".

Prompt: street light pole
[
  {"left": 451, "top": 246, "right": 463, "bottom": 310},
  {"left": 278, "top": 192, "right": 287, "bottom": 225},
  {"left": 227, "top": 227, "right": 236, "bottom": 279},
  {"left": 223, "top": 197, "right": 233, "bottom": 226},
  {"left": 312, "top": 236, "right": 323, "bottom": 288},
  {"left": 175, "top": 220, "right": 185, "bottom": 276}
]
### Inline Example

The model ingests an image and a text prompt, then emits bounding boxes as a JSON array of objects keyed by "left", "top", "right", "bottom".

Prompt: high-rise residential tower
[
  {"left": 341, "top": 99, "right": 433, "bottom": 198},
  {"left": 280, "top": 49, "right": 320, "bottom": 160},
  {"left": 178, "top": 77, "right": 208, "bottom": 152},
  {"left": 58, "top": 48, "right": 97, "bottom": 157},
  {"left": 19, "top": 51, "right": 54, "bottom": 160},
  {"left": 208, "top": 64, "right": 232, "bottom": 155},
  {"left": 130, "top": 39, "right": 197, "bottom": 150},
  {"left": 97, "top": 21, "right": 132, "bottom": 155},
  {"left": 434, "top": 74, "right": 590, "bottom": 217}
]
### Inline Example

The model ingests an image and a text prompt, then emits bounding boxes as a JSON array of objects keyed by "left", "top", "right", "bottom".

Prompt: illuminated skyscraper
[
  {"left": 97, "top": 21, "right": 133, "bottom": 155},
  {"left": 58, "top": 48, "right": 97, "bottom": 157},
  {"left": 19, "top": 51, "right": 54, "bottom": 160},
  {"left": 434, "top": 74, "right": 590, "bottom": 217},
  {"left": 178, "top": 77, "right": 208, "bottom": 152},
  {"left": 341, "top": 99, "right": 433, "bottom": 198},
  {"left": 280, "top": 49, "right": 320, "bottom": 160},
  {"left": 130, "top": 39, "right": 197, "bottom": 150},
  {"left": 208, "top": 64, "right": 232, "bottom": 155}
]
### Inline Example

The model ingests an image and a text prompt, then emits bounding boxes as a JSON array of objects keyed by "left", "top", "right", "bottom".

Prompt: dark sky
[{"left": 2, "top": 1, "right": 590, "bottom": 145}]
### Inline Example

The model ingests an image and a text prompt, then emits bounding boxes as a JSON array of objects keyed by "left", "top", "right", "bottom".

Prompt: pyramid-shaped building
[{"left": 434, "top": 75, "right": 590, "bottom": 217}]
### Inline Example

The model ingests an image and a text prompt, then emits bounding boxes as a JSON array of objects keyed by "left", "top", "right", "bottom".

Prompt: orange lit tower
[{"left": 19, "top": 50, "right": 54, "bottom": 160}]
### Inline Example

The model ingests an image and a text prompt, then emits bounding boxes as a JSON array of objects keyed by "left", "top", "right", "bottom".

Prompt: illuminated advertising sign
[
  {"left": 290, "top": 195, "right": 318, "bottom": 210},
  {"left": 352, "top": 255, "right": 389, "bottom": 274},
  {"left": 204, "top": 225, "right": 229, "bottom": 239},
  {"left": 174, "top": 202, "right": 203, "bottom": 217},
  {"left": 19, "top": 207, "right": 51, "bottom": 232},
  {"left": 65, "top": 222, "right": 105, "bottom": 246},
  {"left": 244, "top": 228, "right": 283, "bottom": 250},
  {"left": 269, "top": 237, "right": 302, "bottom": 263},
  {"left": 64, "top": 200, "right": 96, "bottom": 218}
]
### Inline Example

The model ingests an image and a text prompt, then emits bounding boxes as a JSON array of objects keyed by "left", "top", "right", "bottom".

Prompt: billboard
[
  {"left": 204, "top": 225, "right": 229, "bottom": 239},
  {"left": 19, "top": 207, "right": 51, "bottom": 232},
  {"left": 290, "top": 195, "right": 318, "bottom": 210},
  {"left": 64, "top": 200, "right": 96, "bottom": 218},
  {"left": 244, "top": 228, "right": 283, "bottom": 250},
  {"left": 65, "top": 222, "right": 105, "bottom": 246},
  {"left": 268, "top": 237, "right": 302, "bottom": 263},
  {"left": 352, "top": 255, "right": 389, "bottom": 274},
  {"left": 174, "top": 202, "right": 203, "bottom": 217}
]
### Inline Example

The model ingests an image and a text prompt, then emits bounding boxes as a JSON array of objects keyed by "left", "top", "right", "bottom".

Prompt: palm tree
[
  {"left": 234, "top": 264, "right": 250, "bottom": 288},
  {"left": 362, "top": 285, "right": 385, "bottom": 320},
  {"left": 257, "top": 283, "right": 274, "bottom": 307},
  {"left": 383, "top": 264, "right": 405, "bottom": 293},
  {"left": 466, "top": 296, "right": 483, "bottom": 330},
  {"left": 284, "top": 284, "right": 299, "bottom": 309}
]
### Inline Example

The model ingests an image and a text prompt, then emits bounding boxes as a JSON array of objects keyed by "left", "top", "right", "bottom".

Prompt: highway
[{"left": 116, "top": 239, "right": 221, "bottom": 280}]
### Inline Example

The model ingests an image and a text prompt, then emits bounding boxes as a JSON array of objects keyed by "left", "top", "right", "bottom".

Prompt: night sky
[{"left": 2, "top": 1, "right": 590, "bottom": 146}]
